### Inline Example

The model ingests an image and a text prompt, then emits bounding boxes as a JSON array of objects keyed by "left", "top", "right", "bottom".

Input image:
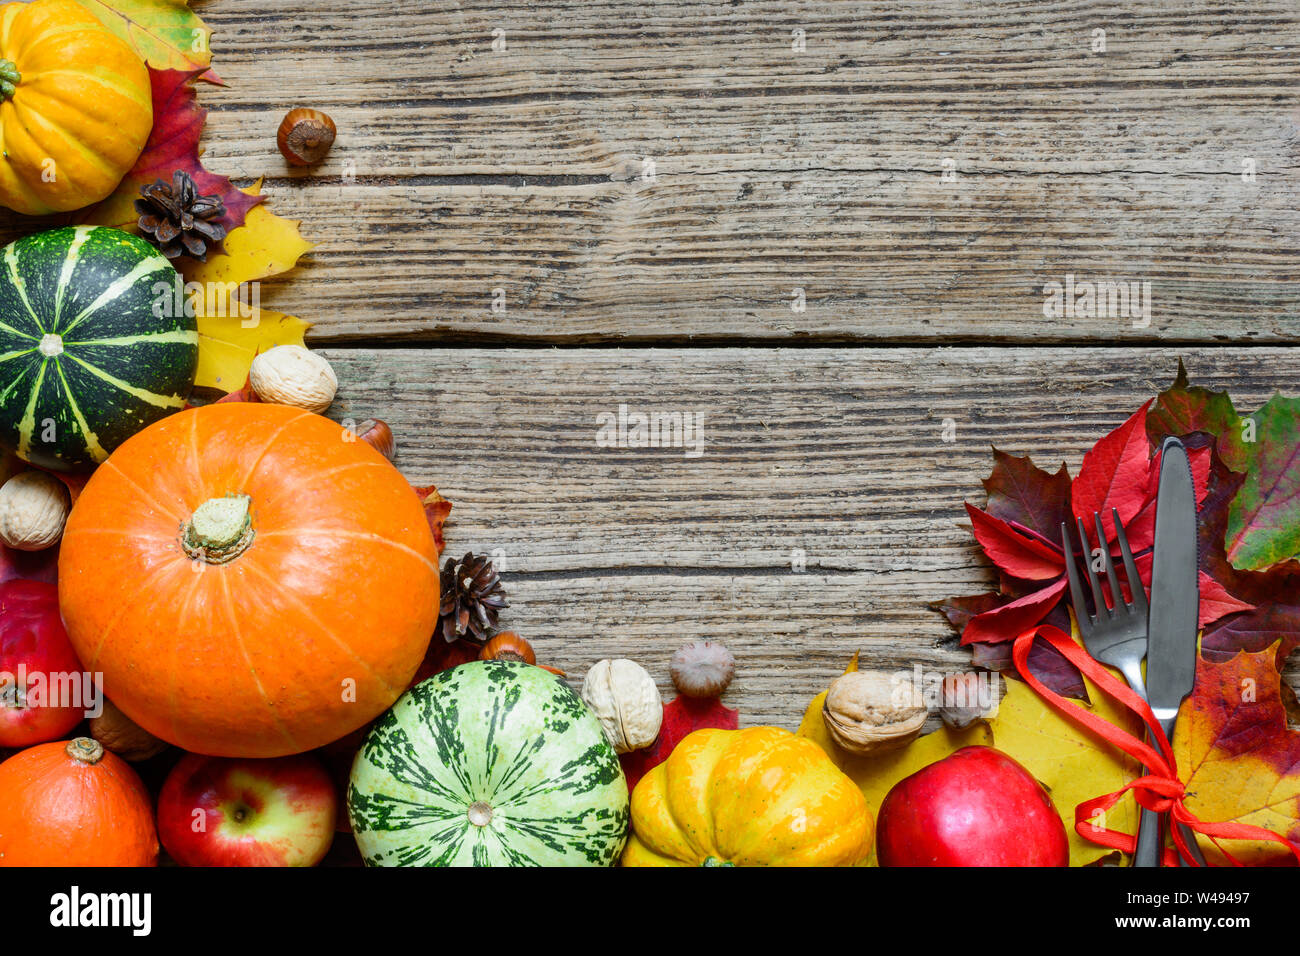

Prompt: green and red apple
[{"left": 158, "top": 752, "right": 337, "bottom": 866}]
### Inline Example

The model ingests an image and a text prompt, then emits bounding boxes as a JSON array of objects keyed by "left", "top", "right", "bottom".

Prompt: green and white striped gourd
[
  {"left": 349, "top": 660, "right": 631, "bottom": 867},
  {"left": 0, "top": 226, "right": 197, "bottom": 471}
]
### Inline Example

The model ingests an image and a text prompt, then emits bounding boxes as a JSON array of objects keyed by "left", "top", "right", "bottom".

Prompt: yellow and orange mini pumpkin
[
  {"left": 0, "top": 0, "right": 152, "bottom": 215},
  {"left": 621, "top": 726, "right": 874, "bottom": 867}
]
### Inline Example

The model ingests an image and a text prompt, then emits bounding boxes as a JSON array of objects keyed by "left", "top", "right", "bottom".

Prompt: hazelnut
[
  {"left": 480, "top": 632, "right": 536, "bottom": 665},
  {"left": 249, "top": 345, "right": 337, "bottom": 413},
  {"left": 822, "top": 670, "right": 928, "bottom": 755},
  {"left": 0, "top": 470, "right": 69, "bottom": 551},
  {"left": 277, "top": 108, "right": 336, "bottom": 166},
  {"left": 670, "top": 640, "right": 735, "bottom": 697},
  {"left": 940, "top": 672, "right": 994, "bottom": 730},
  {"left": 581, "top": 659, "right": 663, "bottom": 754},
  {"left": 357, "top": 419, "right": 395, "bottom": 460}
]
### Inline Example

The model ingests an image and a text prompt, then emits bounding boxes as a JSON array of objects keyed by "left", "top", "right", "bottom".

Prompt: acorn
[{"left": 277, "top": 108, "right": 336, "bottom": 166}]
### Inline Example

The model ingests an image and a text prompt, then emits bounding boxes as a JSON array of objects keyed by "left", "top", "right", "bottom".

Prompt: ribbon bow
[{"left": 1011, "top": 625, "right": 1300, "bottom": 866}]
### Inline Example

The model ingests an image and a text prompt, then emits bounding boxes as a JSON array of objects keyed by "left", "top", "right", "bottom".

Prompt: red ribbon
[{"left": 1011, "top": 625, "right": 1300, "bottom": 866}]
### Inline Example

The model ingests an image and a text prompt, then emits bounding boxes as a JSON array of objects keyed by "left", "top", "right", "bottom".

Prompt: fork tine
[
  {"left": 1095, "top": 512, "right": 1126, "bottom": 615},
  {"left": 1112, "top": 507, "right": 1147, "bottom": 617},
  {"left": 1077, "top": 516, "right": 1110, "bottom": 619},
  {"left": 1061, "top": 521, "right": 1093, "bottom": 636}
]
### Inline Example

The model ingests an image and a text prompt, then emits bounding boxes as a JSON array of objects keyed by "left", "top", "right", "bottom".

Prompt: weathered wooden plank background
[
  {"left": 29, "top": 1, "right": 1294, "bottom": 728},
  {"left": 191, "top": 0, "right": 1300, "bottom": 343},
  {"left": 323, "top": 348, "right": 1300, "bottom": 725}
]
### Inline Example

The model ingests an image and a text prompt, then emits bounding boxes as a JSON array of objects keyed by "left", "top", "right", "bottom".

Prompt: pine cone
[
  {"left": 438, "top": 552, "right": 509, "bottom": 644},
  {"left": 135, "top": 170, "right": 227, "bottom": 262}
]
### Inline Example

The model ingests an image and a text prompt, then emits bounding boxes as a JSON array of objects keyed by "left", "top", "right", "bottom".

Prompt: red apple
[
  {"left": 877, "top": 745, "right": 1069, "bottom": 866},
  {"left": 0, "top": 579, "right": 88, "bottom": 747},
  {"left": 158, "top": 752, "right": 338, "bottom": 866}
]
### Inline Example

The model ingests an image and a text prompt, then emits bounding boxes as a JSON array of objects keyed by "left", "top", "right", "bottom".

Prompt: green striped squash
[
  {"left": 0, "top": 226, "right": 197, "bottom": 472},
  {"left": 349, "top": 660, "right": 631, "bottom": 867}
]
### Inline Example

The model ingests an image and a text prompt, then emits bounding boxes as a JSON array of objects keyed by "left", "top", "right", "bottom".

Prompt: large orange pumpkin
[
  {"left": 59, "top": 403, "right": 442, "bottom": 758},
  {"left": 0, "top": 0, "right": 153, "bottom": 215},
  {"left": 0, "top": 737, "right": 158, "bottom": 866}
]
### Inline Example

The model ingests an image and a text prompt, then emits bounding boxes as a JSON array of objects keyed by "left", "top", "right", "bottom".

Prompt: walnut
[
  {"left": 0, "top": 470, "right": 69, "bottom": 551},
  {"left": 249, "top": 345, "right": 337, "bottom": 413},
  {"left": 581, "top": 659, "right": 663, "bottom": 753},
  {"left": 822, "top": 670, "right": 928, "bottom": 755}
]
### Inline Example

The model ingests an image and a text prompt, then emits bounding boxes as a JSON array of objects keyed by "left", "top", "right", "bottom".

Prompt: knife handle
[
  {"left": 1174, "top": 821, "right": 1208, "bottom": 866},
  {"left": 1133, "top": 716, "right": 1207, "bottom": 866},
  {"left": 1133, "top": 802, "right": 1163, "bottom": 867}
]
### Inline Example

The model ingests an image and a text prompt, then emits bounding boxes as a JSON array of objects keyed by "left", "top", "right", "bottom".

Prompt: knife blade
[
  {"left": 1146, "top": 437, "right": 1199, "bottom": 719},
  {"left": 1134, "top": 436, "right": 1205, "bottom": 866}
]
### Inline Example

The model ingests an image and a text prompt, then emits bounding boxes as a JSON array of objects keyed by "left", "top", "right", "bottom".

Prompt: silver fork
[
  {"left": 1062, "top": 509, "right": 1147, "bottom": 697},
  {"left": 1061, "top": 509, "right": 1160, "bottom": 867}
]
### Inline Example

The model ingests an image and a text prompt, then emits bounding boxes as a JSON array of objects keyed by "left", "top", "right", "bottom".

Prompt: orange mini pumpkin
[
  {"left": 0, "top": 737, "right": 158, "bottom": 866},
  {"left": 59, "top": 403, "right": 442, "bottom": 758}
]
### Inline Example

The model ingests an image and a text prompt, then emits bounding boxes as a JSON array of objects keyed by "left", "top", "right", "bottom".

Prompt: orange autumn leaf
[{"left": 1175, "top": 643, "right": 1300, "bottom": 865}]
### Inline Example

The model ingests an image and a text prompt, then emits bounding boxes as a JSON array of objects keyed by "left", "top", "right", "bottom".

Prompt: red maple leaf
[
  {"left": 1071, "top": 399, "right": 1156, "bottom": 541},
  {"left": 85, "top": 68, "right": 263, "bottom": 240},
  {"left": 943, "top": 400, "right": 1253, "bottom": 697},
  {"left": 619, "top": 695, "right": 739, "bottom": 792}
]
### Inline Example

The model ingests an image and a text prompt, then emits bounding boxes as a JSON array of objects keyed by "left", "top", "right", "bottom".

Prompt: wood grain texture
[
  {"left": 320, "top": 346, "right": 1300, "bottom": 727},
  {"left": 115, "top": 0, "right": 1300, "bottom": 343}
]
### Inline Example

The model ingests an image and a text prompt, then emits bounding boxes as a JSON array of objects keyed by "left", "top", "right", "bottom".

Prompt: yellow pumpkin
[
  {"left": 0, "top": 0, "right": 152, "bottom": 215},
  {"left": 621, "top": 726, "right": 874, "bottom": 867}
]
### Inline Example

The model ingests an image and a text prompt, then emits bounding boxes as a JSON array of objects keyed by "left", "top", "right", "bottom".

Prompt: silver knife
[{"left": 1134, "top": 436, "right": 1206, "bottom": 867}]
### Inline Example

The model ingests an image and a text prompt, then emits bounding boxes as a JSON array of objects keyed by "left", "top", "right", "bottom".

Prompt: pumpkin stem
[
  {"left": 181, "top": 494, "right": 255, "bottom": 564},
  {"left": 66, "top": 737, "right": 104, "bottom": 765},
  {"left": 467, "top": 801, "right": 493, "bottom": 827},
  {"left": 0, "top": 60, "right": 19, "bottom": 100}
]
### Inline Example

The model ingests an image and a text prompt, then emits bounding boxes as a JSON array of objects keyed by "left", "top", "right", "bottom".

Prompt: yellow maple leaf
[
  {"left": 195, "top": 307, "right": 309, "bottom": 392},
  {"left": 75, "top": 0, "right": 214, "bottom": 76},
  {"left": 182, "top": 183, "right": 314, "bottom": 390},
  {"left": 181, "top": 183, "right": 314, "bottom": 290}
]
